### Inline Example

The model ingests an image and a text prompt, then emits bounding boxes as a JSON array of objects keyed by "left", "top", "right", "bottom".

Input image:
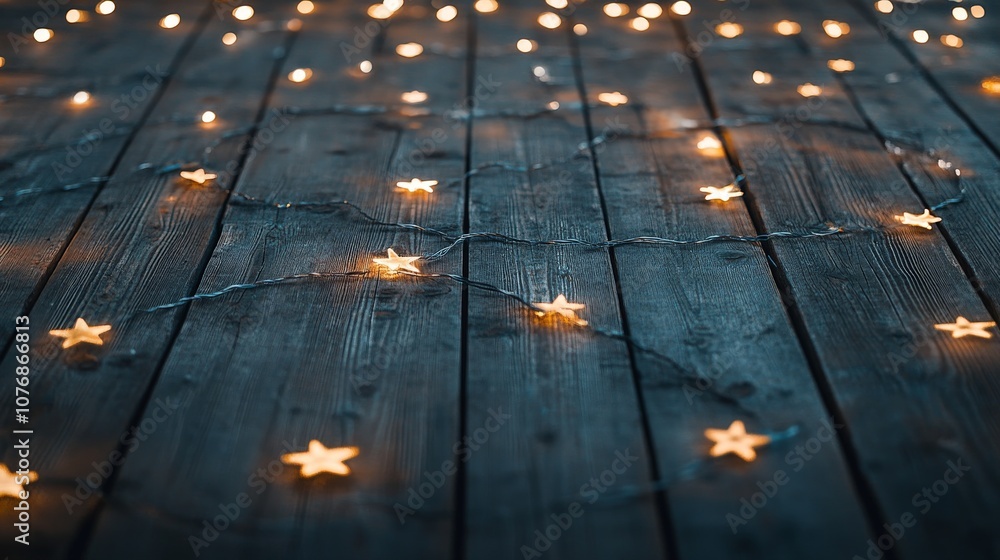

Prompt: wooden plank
[
  {"left": 0, "top": 6, "right": 290, "bottom": 557},
  {"left": 0, "top": 2, "right": 209, "bottom": 348},
  {"left": 685, "top": 7, "right": 1000, "bottom": 558},
  {"left": 462, "top": 3, "right": 666, "bottom": 558},
  {"left": 570, "top": 5, "right": 874, "bottom": 558},
  {"left": 85, "top": 2, "right": 468, "bottom": 558}
]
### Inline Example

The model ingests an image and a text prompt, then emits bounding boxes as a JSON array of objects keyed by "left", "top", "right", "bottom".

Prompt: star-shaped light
[
  {"left": 935, "top": 316, "right": 996, "bottom": 339},
  {"left": 597, "top": 91, "right": 628, "bottom": 106},
  {"left": 49, "top": 318, "right": 112, "bottom": 348},
  {"left": 396, "top": 178, "right": 437, "bottom": 193},
  {"left": 533, "top": 294, "right": 588, "bottom": 326},
  {"left": 700, "top": 183, "right": 744, "bottom": 202},
  {"left": 282, "top": 440, "right": 359, "bottom": 477},
  {"left": 895, "top": 209, "right": 942, "bottom": 230},
  {"left": 373, "top": 248, "right": 421, "bottom": 273},
  {"left": 705, "top": 420, "right": 771, "bottom": 462},
  {"left": 179, "top": 168, "right": 217, "bottom": 185},
  {"left": 0, "top": 464, "right": 37, "bottom": 498}
]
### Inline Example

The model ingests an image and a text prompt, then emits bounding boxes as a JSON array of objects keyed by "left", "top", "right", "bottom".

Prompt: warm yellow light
[
  {"left": 970, "top": 5, "right": 985, "bottom": 18},
  {"left": 33, "top": 28, "right": 53, "bottom": 42},
  {"left": 222, "top": 32, "right": 238, "bottom": 45},
  {"left": 95, "top": 1, "right": 115, "bottom": 15},
  {"left": 774, "top": 20, "right": 801, "bottom": 35},
  {"left": 912, "top": 29, "right": 929, "bottom": 43},
  {"left": 474, "top": 0, "right": 498, "bottom": 13},
  {"left": 400, "top": 90, "right": 428, "bottom": 103},
  {"left": 0, "top": 57, "right": 5, "bottom": 68},
  {"left": 232, "top": 5, "right": 254, "bottom": 20},
  {"left": 533, "top": 66, "right": 547, "bottom": 78},
  {"left": 752, "top": 70, "right": 772, "bottom": 84},
  {"left": 952, "top": 7, "right": 968, "bottom": 21},
  {"left": 283, "top": 441, "right": 359, "bottom": 477},
  {"left": 797, "top": 83, "right": 822, "bottom": 97},
  {"left": 706, "top": 421, "right": 770, "bottom": 462},
  {"left": 548, "top": 101, "right": 560, "bottom": 110},
  {"left": 288, "top": 68, "right": 313, "bottom": 83},
  {"left": 934, "top": 316, "right": 996, "bottom": 339},
  {"left": 538, "top": 12, "right": 562, "bottom": 29},
  {"left": 875, "top": 0, "right": 893, "bottom": 13},
  {"left": 546, "top": 0, "right": 569, "bottom": 8},
  {"left": 603, "top": 3, "right": 628, "bottom": 17},
  {"left": 697, "top": 135, "right": 724, "bottom": 156},
  {"left": 72, "top": 91, "right": 91, "bottom": 105},
  {"left": 297, "top": 1, "right": 315, "bottom": 14},
  {"left": 630, "top": 17, "right": 650, "bottom": 31},
  {"left": 368, "top": 4, "right": 392, "bottom": 18},
  {"left": 201, "top": 111, "right": 217, "bottom": 123},
  {"left": 50, "top": 318, "right": 111, "bottom": 348},
  {"left": 516, "top": 39, "right": 536, "bottom": 52},
  {"left": 982, "top": 76, "right": 1000, "bottom": 94},
  {"left": 383, "top": 0, "right": 403, "bottom": 11},
  {"left": 0, "top": 465, "right": 37, "bottom": 498},
  {"left": 941, "top": 34, "right": 963, "bottom": 48},
  {"left": 396, "top": 177, "right": 436, "bottom": 192},
  {"left": 374, "top": 248, "right": 420, "bottom": 273},
  {"left": 396, "top": 42, "right": 423, "bottom": 57},
  {"left": 827, "top": 59, "right": 855, "bottom": 72},
  {"left": 895, "top": 209, "right": 941, "bottom": 229},
  {"left": 159, "top": 14, "right": 181, "bottom": 29},
  {"left": 359, "top": 60, "right": 373, "bottom": 73},
  {"left": 287, "top": 18, "right": 302, "bottom": 31},
  {"left": 700, "top": 183, "right": 742, "bottom": 201},
  {"left": 66, "top": 9, "right": 89, "bottom": 23},
  {"left": 598, "top": 91, "right": 628, "bottom": 106},
  {"left": 437, "top": 5, "right": 458, "bottom": 21},
  {"left": 180, "top": 168, "right": 218, "bottom": 185},
  {"left": 639, "top": 3, "right": 664, "bottom": 18},
  {"left": 823, "top": 20, "right": 849, "bottom": 38},
  {"left": 533, "top": 295, "right": 588, "bottom": 326},
  {"left": 715, "top": 22, "right": 743, "bottom": 38},
  {"left": 573, "top": 23, "right": 588, "bottom": 35},
  {"left": 670, "top": 1, "right": 691, "bottom": 16}
]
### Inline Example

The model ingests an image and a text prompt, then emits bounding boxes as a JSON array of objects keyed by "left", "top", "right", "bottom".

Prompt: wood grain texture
[
  {"left": 0, "top": 5, "right": 288, "bottom": 557},
  {"left": 86, "top": 3, "right": 468, "bottom": 558},
  {"left": 571, "top": 5, "right": 874, "bottom": 558}
]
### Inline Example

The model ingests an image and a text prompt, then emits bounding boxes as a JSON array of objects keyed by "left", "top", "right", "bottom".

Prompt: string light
[
  {"left": 0, "top": 57, "right": 5, "bottom": 68},
  {"left": 630, "top": 17, "right": 650, "bottom": 31},
  {"left": 598, "top": 92, "right": 629, "bottom": 106},
  {"left": 697, "top": 135, "right": 724, "bottom": 156},
  {"left": 533, "top": 295, "right": 588, "bottom": 326},
  {"left": 940, "top": 34, "right": 963, "bottom": 48},
  {"left": 752, "top": 70, "right": 773, "bottom": 84},
  {"left": 875, "top": 0, "right": 893, "bottom": 14},
  {"left": 159, "top": 14, "right": 181, "bottom": 29},
  {"left": 368, "top": 4, "right": 392, "bottom": 19},
  {"left": 773, "top": 20, "right": 801, "bottom": 35},
  {"left": 232, "top": 5, "right": 254, "bottom": 21},
  {"left": 437, "top": 5, "right": 458, "bottom": 22},
  {"left": 982, "top": 76, "right": 1000, "bottom": 94},
  {"left": 0, "top": 465, "right": 37, "bottom": 498},
  {"left": 546, "top": 0, "right": 569, "bottom": 8},
  {"left": 33, "top": 28, "right": 53, "bottom": 43},
  {"left": 895, "top": 209, "right": 941, "bottom": 229},
  {"left": 95, "top": 1, "right": 115, "bottom": 16},
  {"left": 201, "top": 111, "right": 217, "bottom": 124},
  {"left": 573, "top": 24, "right": 588, "bottom": 35},
  {"left": 912, "top": 29, "right": 929, "bottom": 43},
  {"left": 180, "top": 168, "right": 217, "bottom": 185},
  {"left": 66, "top": 9, "right": 89, "bottom": 23},
  {"left": 383, "top": 0, "right": 403, "bottom": 12},
  {"left": 474, "top": 0, "right": 499, "bottom": 13},
  {"left": 670, "top": 1, "right": 692, "bottom": 16},
  {"left": 72, "top": 91, "right": 91, "bottom": 105},
  {"left": 700, "top": 183, "right": 743, "bottom": 201},
  {"left": 288, "top": 68, "right": 313, "bottom": 83},
  {"left": 952, "top": 7, "right": 968, "bottom": 21},
  {"left": 538, "top": 12, "right": 561, "bottom": 29},
  {"left": 603, "top": 3, "right": 628, "bottom": 17},
  {"left": 705, "top": 421, "right": 771, "bottom": 462},
  {"left": 797, "top": 83, "right": 822, "bottom": 97},
  {"left": 286, "top": 18, "right": 302, "bottom": 31},
  {"left": 970, "top": 5, "right": 985, "bottom": 18},
  {"left": 282, "top": 441, "right": 359, "bottom": 477},
  {"left": 823, "top": 20, "right": 850, "bottom": 38},
  {"left": 828, "top": 59, "right": 855, "bottom": 72},
  {"left": 715, "top": 22, "right": 743, "bottom": 38},
  {"left": 400, "top": 90, "right": 428, "bottom": 103},
  {"left": 222, "top": 32, "right": 238, "bottom": 45},
  {"left": 638, "top": 3, "right": 664, "bottom": 18},
  {"left": 396, "top": 42, "right": 423, "bottom": 57},
  {"left": 359, "top": 60, "right": 373, "bottom": 73},
  {"left": 934, "top": 317, "right": 996, "bottom": 339},
  {"left": 297, "top": 1, "right": 315, "bottom": 14},
  {"left": 396, "top": 178, "right": 436, "bottom": 193},
  {"left": 49, "top": 318, "right": 111, "bottom": 348},
  {"left": 516, "top": 39, "right": 536, "bottom": 53},
  {"left": 374, "top": 248, "right": 420, "bottom": 273}
]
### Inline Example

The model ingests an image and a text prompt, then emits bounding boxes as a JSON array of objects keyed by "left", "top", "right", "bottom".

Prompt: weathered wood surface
[{"left": 0, "top": 1, "right": 998, "bottom": 559}]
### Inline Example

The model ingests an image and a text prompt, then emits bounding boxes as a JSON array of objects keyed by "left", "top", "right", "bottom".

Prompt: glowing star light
[
  {"left": 0, "top": 465, "right": 37, "bottom": 498},
  {"left": 533, "top": 294, "right": 588, "bottom": 326},
  {"left": 705, "top": 420, "right": 771, "bottom": 462},
  {"left": 935, "top": 316, "right": 996, "bottom": 339},
  {"left": 282, "top": 440, "right": 359, "bottom": 477},
  {"left": 180, "top": 168, "right": 217, "bottom": 185},
  {"left": 895, "top": 209, "right": 941, "bottom": 230},
  {"left": 700, "top": 183, "right": 743, "bottom": 202},
  {"left": 49, "top": 318, "right": 111, "bottom": 349},
  {"left": 598, "top": 91, "right": 628, "bottom": 106},
  {"left": 374, "top": 248, "right": 420, "bottom": 273},
  {"left": 396, "top": 178, "right": 437, "bottom": 193}
]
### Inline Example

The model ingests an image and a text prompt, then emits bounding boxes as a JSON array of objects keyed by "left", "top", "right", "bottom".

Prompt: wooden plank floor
[{"left": 1, "top": 1, "right": 998, "bottom": 559}]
